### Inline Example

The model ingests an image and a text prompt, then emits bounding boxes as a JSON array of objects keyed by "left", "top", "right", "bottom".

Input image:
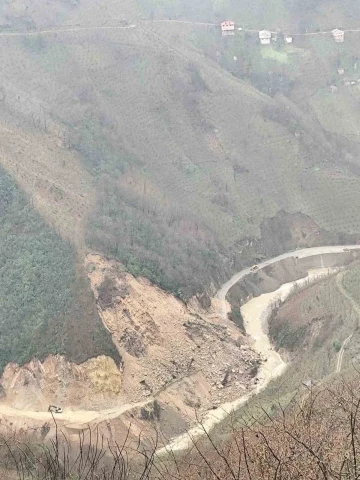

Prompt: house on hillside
[
  {"left": 259, "top": 30, "right": 272, "bottom": 45},
  {"left": 221, "top": 21, "right": 235, "bottom": 36},
  {"left": 284, "top": 34, "right": 293, "bottom": 44},
  {"left": 337, "top": 67, "right": 345, "bottom": 75},
  {"left": 332, "top": 28, "right": 345, "bottom": 43}
]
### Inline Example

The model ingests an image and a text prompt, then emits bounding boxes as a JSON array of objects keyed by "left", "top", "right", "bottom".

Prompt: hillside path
[
  {"left": 0, "top": 246, "right": 358, "bottom": 451},
  {"left": 157, "top": 245, "right": 360, "bottom": 454},
  {"left": 0, "top": 24, "right": 136, "bottom": 37},
  {"left": 335, "top": 272, "right": 360, "bottom": 373},
  {"left": 0, "top": 399, "right": 152, "bottom": 430}
]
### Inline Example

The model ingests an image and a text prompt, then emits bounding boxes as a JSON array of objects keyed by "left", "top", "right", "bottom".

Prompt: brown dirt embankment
[
  {"left": 85, "top": 253, "right": 261, "bottom": 416},
  {"left": 229, "top": 250, "right": 360, "bottom": 305}
]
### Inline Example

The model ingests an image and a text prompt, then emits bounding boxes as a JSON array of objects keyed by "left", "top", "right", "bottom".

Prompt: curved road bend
[
  {"left": 0, "top": 246, "right": 358, "bottom": 452},
  {"left": 157, "top": 245, "right": 360, "bottom": 454},
  {"left": 217, "top": 245, "right": 360, "bottom": 319}
]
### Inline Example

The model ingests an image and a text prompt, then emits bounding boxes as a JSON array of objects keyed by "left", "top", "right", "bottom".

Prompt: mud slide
[
  {"left": 157, "top": 266, "right": 340, "bottom": 455},
  {"left": 0, "top": 246, "right": 359, "bottom": 452},
  {"left": 158, "top": 246, "right": 360, "bottom": 454}
]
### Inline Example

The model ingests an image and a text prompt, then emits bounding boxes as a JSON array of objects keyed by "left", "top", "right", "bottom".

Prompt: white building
[
  {"left": 284, "top": 34, "right": 293, "bottom": 44},
  {"left": 259, "top": 30, "right": 272, "bottom": 45},
  {"left": 332, "top": 29, "right": 345, "bottom": 43},
  {"left": 221, "top": 21, "right": 235, "bottom": 36}
]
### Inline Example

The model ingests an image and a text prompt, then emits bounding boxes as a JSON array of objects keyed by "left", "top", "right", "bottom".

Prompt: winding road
[
  {"left": 217, "top": 245, "right": 360, "bottom": 319},
  {"left": 0, "top": 245, "right": 359, "bottom": 453},
  {"left": 157, "top": 245, "right": 360, "bottom": 454}
]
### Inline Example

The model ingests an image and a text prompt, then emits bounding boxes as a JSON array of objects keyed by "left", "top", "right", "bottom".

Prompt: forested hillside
[
  {"left": 0, "top": 0, "right": 360, "bottom": 369},
  {"left": 0, "top": 166, "right": 119, "bottom": 372}
]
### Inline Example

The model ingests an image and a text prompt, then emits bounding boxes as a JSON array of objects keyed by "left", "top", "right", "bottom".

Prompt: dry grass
[
  {"left": 5, "top": 375, "right": 360, "bottom": 479},
  {"left": 2, "top": 1, "right": 360, "bottom": 252}
]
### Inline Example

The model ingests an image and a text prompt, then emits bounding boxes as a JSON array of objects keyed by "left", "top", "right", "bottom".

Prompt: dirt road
[
  {"left": 336, "top": 334, "right": 353, "bottom": 374},
  {"left": 0, "top": 245, "right": 358, "bottom": 452},
  {"left": 158, "top": 264, "right": 343, "bottom": 455},
  {"left": 0, "top": 400, "right": 152, "bottom": 430},
  {"left": 0, "top": 24, "right": 136, "bottom": 37},
  {"left": 217, "top": 245, "right": 360, "bottom": 319}
]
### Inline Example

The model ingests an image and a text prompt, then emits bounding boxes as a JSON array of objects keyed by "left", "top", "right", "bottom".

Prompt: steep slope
[
  {"left": 1, "top": 4, "right": 360, "bottom": 301},
  {"left": 266, "top": 261, "right": 360, "bottom": 392},
  {"left": 1, "top": 0, "right": 360, "bottom": 384},
  {"left": 85, "top": 253, "right": 261, "bottom": 411},
  {"left": 0, "top": 165, "right": 119, "bottom": 374}
]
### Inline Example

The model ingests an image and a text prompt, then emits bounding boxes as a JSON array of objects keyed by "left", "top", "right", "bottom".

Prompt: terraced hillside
[{"left": 1, "top": 0, "right": 360, "bottom": 373}]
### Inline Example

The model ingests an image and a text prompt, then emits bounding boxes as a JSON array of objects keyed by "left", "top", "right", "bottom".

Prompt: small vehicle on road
[
  {"left": 48, "top": 405, "right": 63, "bottom": 414},
  {"left": 250, "top": 265, "right": 259, "bottom": 272}
]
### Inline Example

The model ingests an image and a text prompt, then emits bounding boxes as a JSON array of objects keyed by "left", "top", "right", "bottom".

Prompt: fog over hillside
[{"left": 1, "top": 0, "right": 360, "bottom": 478}]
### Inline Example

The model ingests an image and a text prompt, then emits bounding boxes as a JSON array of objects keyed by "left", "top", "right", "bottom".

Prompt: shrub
[{"left": 228, "top": 306, "right": 245, "bottom": 332}]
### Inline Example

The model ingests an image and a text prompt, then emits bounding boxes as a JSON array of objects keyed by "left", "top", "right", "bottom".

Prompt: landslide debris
[{"left": 86, "top": 253, "right": 262, "bottom": 417}]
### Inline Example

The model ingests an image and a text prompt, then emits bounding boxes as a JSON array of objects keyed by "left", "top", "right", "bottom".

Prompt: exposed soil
[
  {"left": 85, "top": 253, "right": 261, "bottom": 414},
  {"left": 0, "top": 355, "right": 122, "bottom": 411},
  {"left": 1, "top": 246, "right": 360, "bottom": 453}
]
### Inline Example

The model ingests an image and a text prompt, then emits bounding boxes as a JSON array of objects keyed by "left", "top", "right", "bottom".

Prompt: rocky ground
[
  {"left": 85, "top": 253, "right": 262, "bottom": 417},
  {"left": 0, "top": 253, "right": 261, "bottom": 428}
]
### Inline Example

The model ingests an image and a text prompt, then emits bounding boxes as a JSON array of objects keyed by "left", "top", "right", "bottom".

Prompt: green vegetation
[
  {"left": 71, "top": 118, "right": 143, "bottom": 176},
  {"left": 343, "top": 264, "right": 360, "bottom": 304},
  {"left": 228, "top": 305, "right": 245, "bottom": 332},
  {"left": 137, "top": 0, "right": 287, "bottom": 26},
  {"left": 333, "top": 340, "right": 341, "bottom": 352},
  {"left": 261, "top": 47, "right": 289, "bottom": 64},
  {"left": 0, "top": 167, "right": 119, "bottom": 372},
  {"left": 2, "top": 0, "right": 359, "bottom": 303},
  {"left": 87, "top": 177, "right": 226, "bottom": 300},
  {"left": 2, "top": 0, "right": 360, "bottom": 317},
  {"left": 271, "top": 321, "right": 308, "bottom": 351},
  {"left": 0, "top": 168, "right": 73, "bottom": 370}
]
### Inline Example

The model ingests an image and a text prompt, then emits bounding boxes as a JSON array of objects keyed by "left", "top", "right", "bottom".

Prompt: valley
[
  {"left": 2, "top": 0, "right": 360, "bottom": 476},
  {"left": 0, "top": 245, "right": 359, "bottom": 454}
]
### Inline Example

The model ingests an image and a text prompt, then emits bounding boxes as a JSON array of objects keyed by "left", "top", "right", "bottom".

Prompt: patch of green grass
[
  {"left": 71, "top": 118, "right": 138, "bottom": 176},
  {"left": 271, "top": 322, "right": 308, "bottom": 351},
  {"left": 228, "top": 305, "right": 245, "bottom": 332},
  {"left": 261, "top": 46, "right": 289, "bottom": 64}
]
